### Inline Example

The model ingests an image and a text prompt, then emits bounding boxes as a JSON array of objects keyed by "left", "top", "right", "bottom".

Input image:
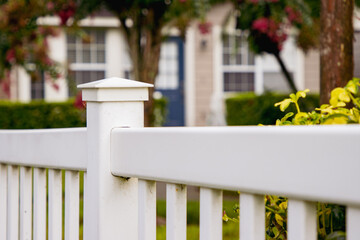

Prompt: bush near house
[
  {"left": 225, "top": 92, "right": 319, "bottom": 126},
  {"left": 0, "top": 100, "right": 86, "bottom": 129},
  {"left": 0, "top": 98, "right": 167, "bottom": 129}
]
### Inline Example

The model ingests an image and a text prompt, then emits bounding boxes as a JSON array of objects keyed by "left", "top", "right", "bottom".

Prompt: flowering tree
[
  {"left": 76, "top": 0, "right": 221, "bottom": 126},
  {"left": 235, "top": 0, "right": 319, "bottom": 93},
  {"left": 0, "top": 0, "right": 78, "bottom": 97}
]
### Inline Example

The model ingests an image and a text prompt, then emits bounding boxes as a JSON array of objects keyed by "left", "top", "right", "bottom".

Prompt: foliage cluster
[
  {"left": 0, "top": 0, "right": 81, "bottom": 96},
  {"left": 275, "top": 78, "right": 360, "bottom": 125},
  {"left": 225, "top": 79, "right": 360, "bottom": 239},
  {"left": 225, "top": 92, "right": 319, "bottom": 126}
]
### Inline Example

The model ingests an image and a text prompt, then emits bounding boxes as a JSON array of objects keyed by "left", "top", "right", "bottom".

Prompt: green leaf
[{"left": 325, "top": 231, "right": 346, "bottom": 240}]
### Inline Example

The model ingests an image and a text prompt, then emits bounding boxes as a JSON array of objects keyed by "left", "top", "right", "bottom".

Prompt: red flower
[
  {"left": 6, "top": 49, "right": 16, "bottom": 64},
  {"left": 74, "top": 92, "right": 85, "bottom": 109},
  {"left": 198, "top": 22, "right": 212, "bottom": 35}
]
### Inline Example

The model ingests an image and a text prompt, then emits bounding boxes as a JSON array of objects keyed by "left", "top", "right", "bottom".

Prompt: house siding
[{"left": 304, "top": 50, "right": 320, "bottom": 93}]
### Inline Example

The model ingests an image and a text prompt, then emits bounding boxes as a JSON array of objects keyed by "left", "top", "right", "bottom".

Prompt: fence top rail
[
  {"left": 0, "top": 128, "right": 87, "bottom": 171},
  {"left": 111, "top": 125, "right": 360, "bottom": 206}
]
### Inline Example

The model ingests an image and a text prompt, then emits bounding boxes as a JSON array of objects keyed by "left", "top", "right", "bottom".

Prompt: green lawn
[{"left": 156, "top": 199, "right": 239, "bottom": 239}]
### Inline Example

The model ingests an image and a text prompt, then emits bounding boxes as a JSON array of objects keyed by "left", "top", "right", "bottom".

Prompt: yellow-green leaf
[
  {"left": 275, "top": 214, "right": 284, "bottom": 226},
  {"left": 279, "top": 202, "right": 287, "bottom": 210},
  {"left": 274, "top": 99, "right": 292, "bottom": 112},
  {"left": 296, "top": 89, "right": 310, "bottom": 99},
  {"left": 346, "top": 80, "right": 358, "bottom": 94}
]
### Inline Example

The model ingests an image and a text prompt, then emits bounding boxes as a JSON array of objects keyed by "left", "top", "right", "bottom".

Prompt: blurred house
[{"left": 4, "top": 3, "right": 360, "bottom": 126}]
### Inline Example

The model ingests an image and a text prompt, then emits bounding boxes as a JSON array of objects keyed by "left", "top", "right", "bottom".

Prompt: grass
[{"left": 156, "top": 199, "right": 239, "bottom": 239}]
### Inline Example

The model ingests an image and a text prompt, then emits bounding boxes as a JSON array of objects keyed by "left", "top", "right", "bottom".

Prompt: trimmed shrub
[
  {"left": 0, "top": 100, "right": 86, "bottom": 129},
  {"left": 0, "top": 98, "right": 167, "bottom": 129},
  {"left": 225, "top": 92, "right": 319, "bottom": 126}
]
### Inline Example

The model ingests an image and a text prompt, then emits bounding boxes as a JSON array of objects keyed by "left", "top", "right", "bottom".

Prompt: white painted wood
[
  {"left": 19, "top": 166, "right": 32, "bottom": 240},
  {"left": 239, "top": 193, "right": 264, "bottom": 240},
  {"left": 0, "top": 164, "right": 7, "bottom": 240},
  {"left": 33, "top": 168, "right": 47, "bottom": 240},
  {"left": 185, "top": 27, "right": 196, "bottom": 126},
  {"left": 200, "top": 188, "right": 222, "bottom": 240},
  {"left": 48, "top": 169, "right": 63, "bottom": 240},
  {"left": 166, "top": 183, "right": 187, "bottom": 240},
  {"left": 83, "top": 171, "right": 87, "bottom": 237},
  {"left": 81, "top": 78, "right": 152, "bottom": 240},
  {"left": 111, "top": 126, "right": 360, "bottom": 206},
  {"left": 346, "top": 206, "right": 360, "bottom": 239},
  {"left": 138, "top": 180, "right": 156, "bottom": 240},
  {"left": 7, "top": 165, "right": 19, "bottom": 240},
  {"left": 287, "top": 199, "right": 316, "bottom": 240},
  {"left": 0, "top": 128, "right": 86, "bottom": 170},
  {"left": 65, "top": 171, "right": 80, "bottom": 240}
]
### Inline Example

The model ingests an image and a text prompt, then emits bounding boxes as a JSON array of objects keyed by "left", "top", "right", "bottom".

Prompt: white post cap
[{"left": 78, "top": 77, "right": 153, "bottom": 102}]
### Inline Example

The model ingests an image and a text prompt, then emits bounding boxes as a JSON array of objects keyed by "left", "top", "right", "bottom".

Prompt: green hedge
[
  {"left": 0, "top": 100, "right": 86, "bottom": 129},
  {"left": 225, "top": 92, "right": 320, "bottom": 126},
  {"left": 0, "top": 98, "right": 167, "bottom": 129}
]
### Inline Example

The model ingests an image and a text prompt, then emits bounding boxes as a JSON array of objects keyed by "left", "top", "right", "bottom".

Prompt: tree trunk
[
  {"left": 274, "top": 52, "right": 298, "bottom": 93},
  {"left": 119, "top": 9, "right": 163, "bottom": 127},
  {"left": 320, "top": 0, "right": 354, "bottom": 104}
]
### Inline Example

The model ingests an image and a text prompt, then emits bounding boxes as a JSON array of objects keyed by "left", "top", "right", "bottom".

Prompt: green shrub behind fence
[{"left": 225, "top": 92, "right": 319, "bottom": 126}]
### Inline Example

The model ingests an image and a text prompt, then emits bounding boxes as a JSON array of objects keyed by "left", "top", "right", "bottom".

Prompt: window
[
  {"left": 222, "top": 32, "right": 255, "bottom": 92},
  {"left": 155, "top": 42, "right": 179, "bottom": 90},
  {"left": 67, "top": 29, "right": 106, "bottom": 96},
  {"left": 31, "top": 72, "right": 45, "bottom": 100}
]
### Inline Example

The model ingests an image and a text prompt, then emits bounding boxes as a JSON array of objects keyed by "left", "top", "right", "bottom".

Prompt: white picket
[
  {"left": 138, "top": 180, "right": 156, "bottom": 240},
  {"left": 7, "top": 165, "right": 19, "bottom": 240},
  {"left": 33, "top": 168, "right": 47, "bottom": 240},
  {"left": 287, "top": 199, "right": 316, "bottom": 240},
  {"left": 199, "top": 188, "right": 223, "bottom": 240},
  {"left": 65, "top": 170, "right": 80, "bottom": 240},
  {"left": 82, "top": 171, "right": 87, "bottom": 239},
  {"left": 239, "top": 193, "right": 265, "bottom": 240},
  {"left": 346, "top": 206, "right": 360, "bottom": 239},
  {"left": 0, "top": 164, "right": 7, "bottom": 240},
  {"left": 19, "top": 166, "right": 32, "bottom": 240},
  {"left": 48, "top": 169, "right": 63, "bottom": 240},
  {"left": 166, "top": 183, "right": 187, "bottom": 240}
]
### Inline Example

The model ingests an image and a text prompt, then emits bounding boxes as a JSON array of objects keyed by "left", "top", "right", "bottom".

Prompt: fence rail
[
  {"left": 0, "top": 77, "right": 359, "bottom": 240},
  {"left": 0, "top": 128, "right": 87, "bottom": 170}
]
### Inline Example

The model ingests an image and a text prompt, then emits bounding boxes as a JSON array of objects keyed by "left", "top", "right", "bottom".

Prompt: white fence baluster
[
  {"left": 288, "top": 199, "right": 316, "bottom": 240},
  {"left": 138, "top": 180, "right": 156, "bottom": 240},
  {"left": 346, "top": 206, "right": 360, "bottom": 239},
  {"left": 7, "top": 165, "right": 19, "bottom": 240},
  {"left": 33, "top": 168, "right": 46, "bottom": 240},
  {"left": 239, "top": 193, "right": 264, "bottom": 240},
  {"left": 82, "top": 171, "right": 87, "bottom": 238},
  {"left": 200, "top": 187, "right": 222, "bottom": 240},
  {"left": 48, "top": 169, "right": 63, "bottom": 240},
  {"left": 0, "top": 164, "right": 7, "bottom": 240},
  {"left": 19, "top": 166, "right": 32, "bottom": 240},
  {"left": 166, "top": 183, "right": 187, "bottom": 240},
  {"left": 65, "top": 170, "right": 80, "bottom": 240}
]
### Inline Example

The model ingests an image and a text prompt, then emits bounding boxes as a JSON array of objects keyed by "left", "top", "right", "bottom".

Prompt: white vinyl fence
[{"left": 0, "top": 77, "right": 360, "bottom": 240}]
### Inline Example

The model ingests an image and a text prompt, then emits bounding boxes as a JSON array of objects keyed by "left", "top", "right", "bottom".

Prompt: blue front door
[{"left": 155, "top": 37, "right": 185, "bottom": 126}]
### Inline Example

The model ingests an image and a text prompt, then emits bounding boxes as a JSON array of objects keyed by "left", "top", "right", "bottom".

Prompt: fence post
[{"left": 78, "top": 77, "right": 153, "bottom": 240}]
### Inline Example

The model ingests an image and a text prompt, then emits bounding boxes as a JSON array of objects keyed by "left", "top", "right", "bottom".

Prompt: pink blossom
[{"left": 252, "top": 18, "right": 269, "bottom": 33}]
